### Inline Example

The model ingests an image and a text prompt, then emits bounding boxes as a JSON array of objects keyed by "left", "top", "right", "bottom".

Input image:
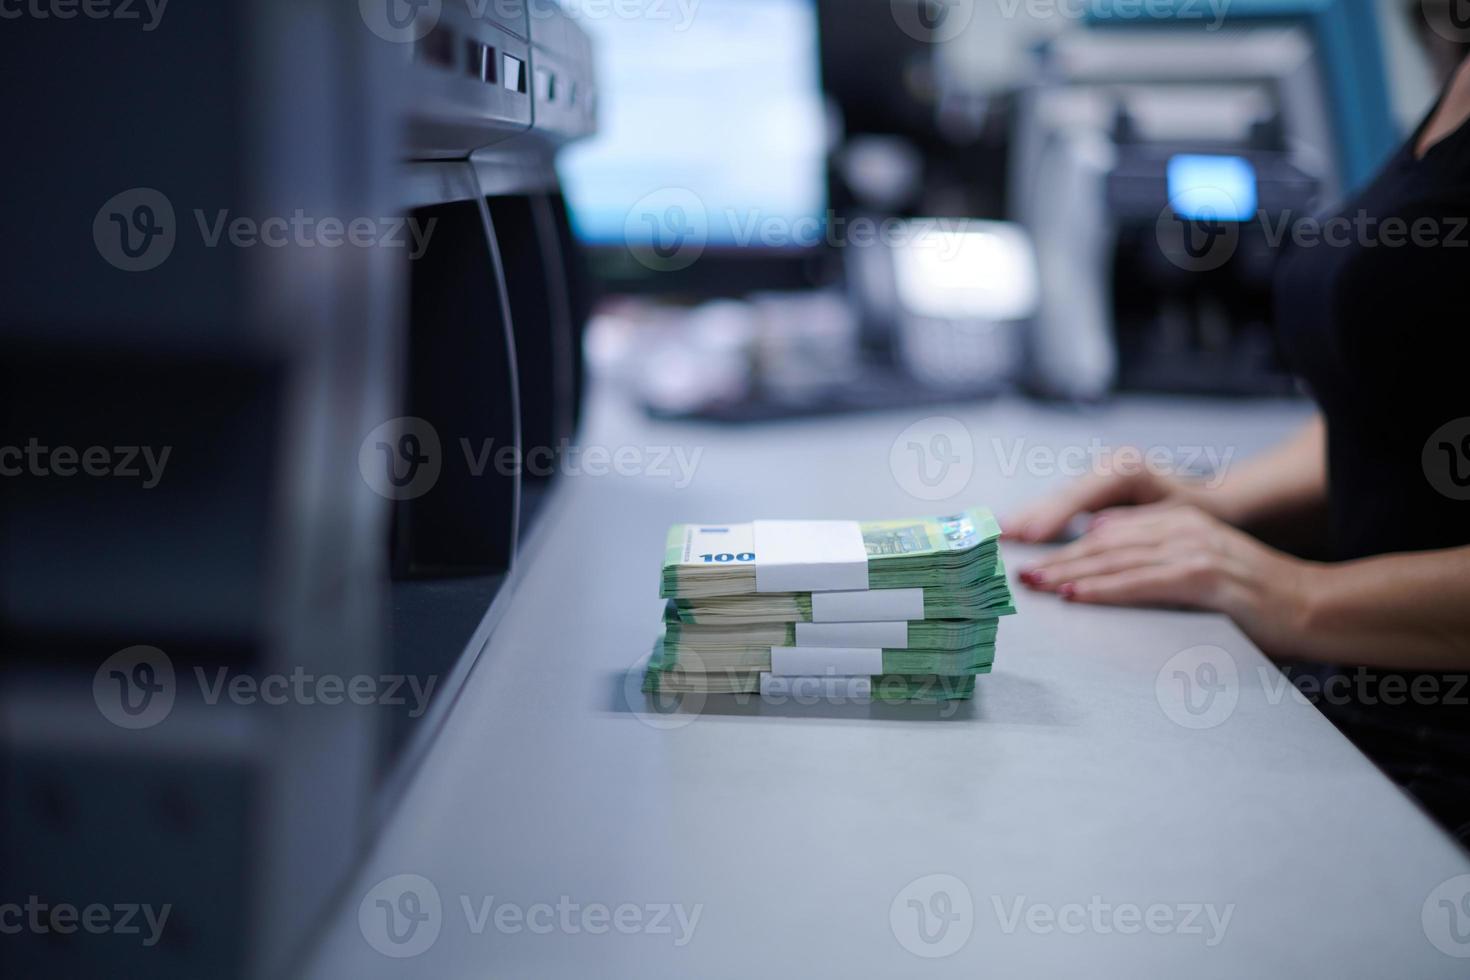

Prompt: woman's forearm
[
  {"left": 1271, "top": 547, "right": 1470, "bottom": 669},
  {"left": 1021, "top": 490, "right": 1470, "bottom": 671},
  {"left": 1197, "top": 415, "right": 1327, "bottom": 528}
]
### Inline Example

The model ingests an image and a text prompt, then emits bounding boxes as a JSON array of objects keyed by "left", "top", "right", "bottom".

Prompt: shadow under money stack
[{"left": 644, "top": 507, "right": 1015, "bottom": 703}]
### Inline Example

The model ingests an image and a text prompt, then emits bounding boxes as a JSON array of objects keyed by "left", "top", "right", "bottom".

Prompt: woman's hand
[
  {"left": 1001, "top": 461, "right": 1218, "bottom": 544},
  {"left": 1004, "top": 419, "right": 1470, "bottom": 670},
  {"left": 1002, "top": 419, "right": 1328, "bottom": 544},
  {"left": 1018, "top": 505, "right": 1320, "bottom": 654}
]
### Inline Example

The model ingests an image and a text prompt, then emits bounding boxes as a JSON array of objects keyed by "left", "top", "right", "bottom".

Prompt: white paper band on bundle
[
  {"left": 810, "top": 587, "right": 924, "bottom": 623},
  {"left": 794, "top": 621, "right": 909, "bottom": 649},
  {"left": 770, "top": 646, "right": 884, "bottom": 676},
  {"left": 752, "top": 520, "right": 869, "bottom": 594},
  {"left": 760, "top": 673, "right": 873, "bottom": 700}
]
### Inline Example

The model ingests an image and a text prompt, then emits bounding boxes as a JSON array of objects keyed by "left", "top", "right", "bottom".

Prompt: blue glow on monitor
[
  {"left": 557, "top": 0, "right": 827, "bottom": 249},
  {"left": 1166, "top": 155, "right": 1258, "bottom": 222}
]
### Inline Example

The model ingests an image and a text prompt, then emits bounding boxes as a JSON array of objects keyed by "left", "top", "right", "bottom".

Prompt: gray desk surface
[{"left": 307, "top": 391, "right": 1470, "bottom": 979}]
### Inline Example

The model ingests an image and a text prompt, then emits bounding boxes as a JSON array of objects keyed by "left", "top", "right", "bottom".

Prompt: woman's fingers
[
  {"left": 1059, "top": 563, "right": 1207, "bottom": 607},
  {"left": 1022, "top": 511, "right": 1178, "bottom": 572},
  {"left": 1001, "top": 494, "right": 1088, "bottom": 544},
  {"left": 1088, "top": 501, "right": 1183, "bottom": 529},
  {"left": 1022, "top": 546, "right": 1166, "bottom": 592},
  {"left": 1012, "top": 502, "right": 1236, "bottom": 610},
  {"left": 1001, "top": 473, "right": 1146, "bottom": 543}
]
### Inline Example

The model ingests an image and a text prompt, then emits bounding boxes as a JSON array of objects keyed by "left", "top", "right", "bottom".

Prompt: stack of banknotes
[{"left": 643, "top": 506, "right": 1015, "bottom": 703}]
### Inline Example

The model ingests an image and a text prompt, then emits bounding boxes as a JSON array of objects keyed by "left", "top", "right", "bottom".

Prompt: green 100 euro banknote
[
  {"left": 660, "top": 506, "right": 1003, "bottom": 600},
  {"left": 653, "top": 635, "right": 997, "bottom": 675},
  {"left": 663, "top": 618, "right": 1000, "bottom": 652},
  {"left": 642, "top": 662, "right": 981, "bottom": 702},
  {"left": 664, "top": 570, "right": 1015, "bottom": 625}
]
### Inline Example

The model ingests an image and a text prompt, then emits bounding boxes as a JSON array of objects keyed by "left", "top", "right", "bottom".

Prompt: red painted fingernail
[{"left": 1059, "top": 583, "right": 1077, "bottom": 600}]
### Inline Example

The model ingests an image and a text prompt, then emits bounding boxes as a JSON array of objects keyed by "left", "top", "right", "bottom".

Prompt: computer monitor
[{"left": 557, "top": 0, "right": 830, "bottom": 292}]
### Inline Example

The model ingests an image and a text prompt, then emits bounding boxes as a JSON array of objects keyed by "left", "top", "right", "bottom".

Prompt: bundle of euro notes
[{"left": 643, "top": 506, "right": 1015, "bottom": 703}]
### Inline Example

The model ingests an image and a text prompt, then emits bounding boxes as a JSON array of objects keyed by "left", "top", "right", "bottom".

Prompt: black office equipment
[
  {"left": 1013, "top": 27, "right": 1334, "bottom": 399},
  {"left": 0, "top": 3, "right": 595, "bottom": 977},
  {"left": 1108, "top": 138, "right": 1318, "bottom": 395}
]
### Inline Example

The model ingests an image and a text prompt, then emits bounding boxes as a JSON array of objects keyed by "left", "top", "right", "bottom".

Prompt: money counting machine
[
  {"left": 1, "top": 3, "right": 596, "bottom": 977},
  {"left": 1013, "top": 22, "right": 1385, "bottom": 399}
]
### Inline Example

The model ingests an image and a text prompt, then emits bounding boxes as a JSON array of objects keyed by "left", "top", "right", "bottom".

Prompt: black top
[
  {"left": 1272, "top": 95, "right": 1470, "bottom": 840},
  {"left": 1274, "top": 100, "right": 1470, "bottom": 560}
]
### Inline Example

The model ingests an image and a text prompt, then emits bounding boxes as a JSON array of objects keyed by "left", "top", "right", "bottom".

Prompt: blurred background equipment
[
  {"left": 563, "top": 0, "right": 1039, "bottom": 419},
  {"left": 0, "top": 2, "right": 596, "bottom": 977},
  {"left": 568, "top": 0, "right": 1419, "bottom": 417},
  {"left": 961, "top": 0, "right": 1398, "bottom": 401},
  {"left": 849, "top": 220, "right": 1038, "bottom": 393},
  {"left": 1013, "top": 2, "right": 1397, "bottom": 400},
  {"left": 1014, "top": 25, "right": 1335, "bottom": 398}
]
